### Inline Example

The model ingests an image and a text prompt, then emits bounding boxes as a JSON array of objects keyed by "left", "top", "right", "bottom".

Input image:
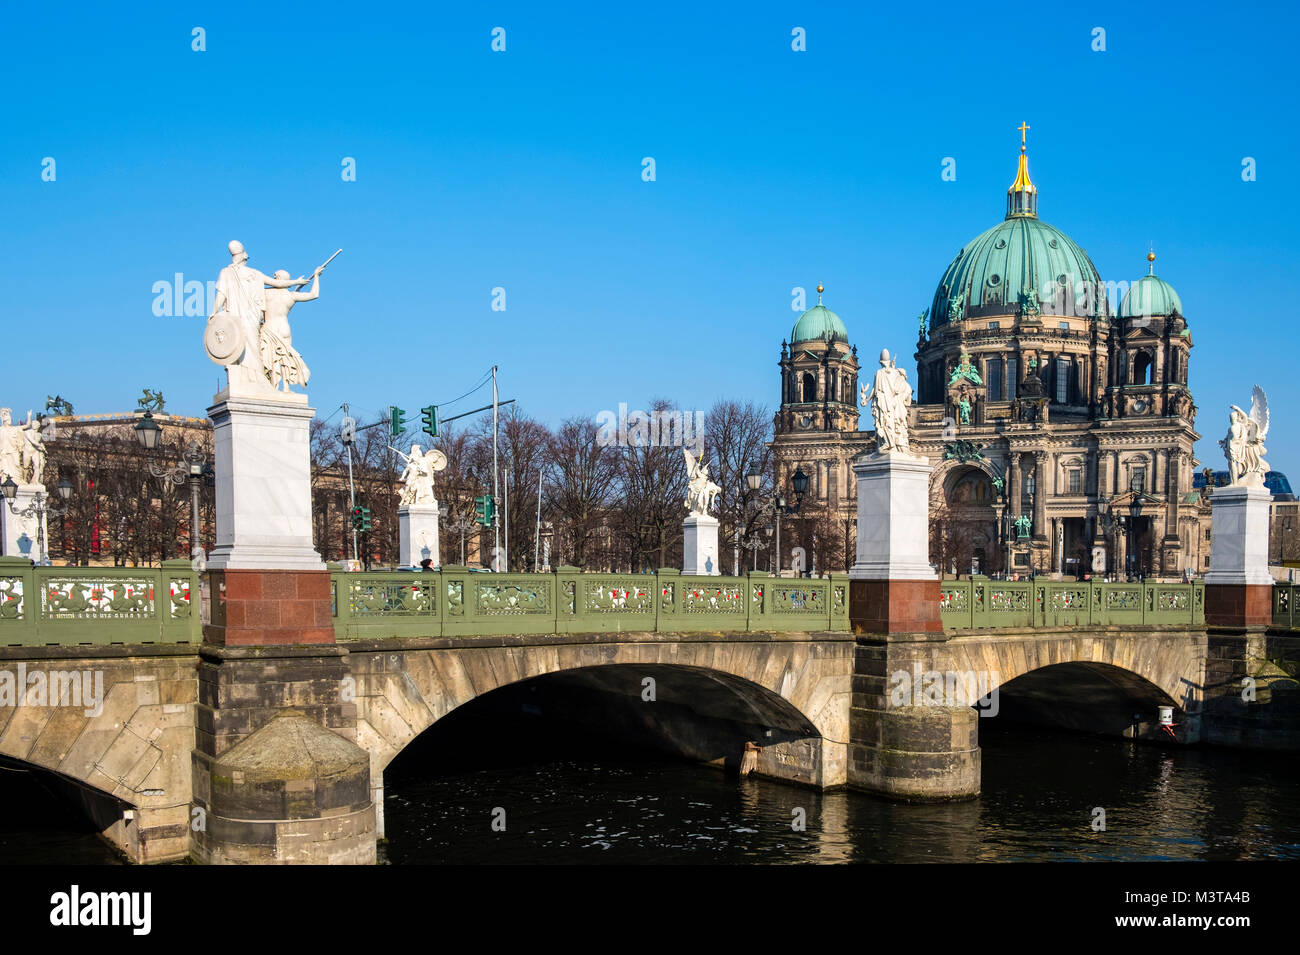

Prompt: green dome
[
  {"left": 930, "top": 216, "right": 1105, "bottom": 326},
  {"left": 791, "top": 302, "right": 849, "bottom": 345},
  {"left": 1119, "top": 273, "right": 1182, "bottom": 320}
]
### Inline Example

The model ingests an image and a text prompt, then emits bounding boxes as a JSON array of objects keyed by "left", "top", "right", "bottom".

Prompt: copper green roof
[
  {"left": 930, "top": 216, "right": 1104, "bottom": 327},
  {"left": 791, "top": 303, "right": 849, "bottom": 345},
  {"left": 1120, "top": 273, "right": 1183, "bottom": 320}
]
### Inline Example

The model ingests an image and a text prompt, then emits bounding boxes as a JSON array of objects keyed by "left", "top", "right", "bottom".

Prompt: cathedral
[{"left": 772, "top": 128, "right": 1211, "bottom": 578}]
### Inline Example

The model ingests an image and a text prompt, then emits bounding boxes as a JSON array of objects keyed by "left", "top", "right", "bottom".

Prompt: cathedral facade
[{"left": 771, "top": 131, "right": 1211, "bottom": 578}]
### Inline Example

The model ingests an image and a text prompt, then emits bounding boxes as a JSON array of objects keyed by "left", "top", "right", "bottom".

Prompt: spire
[
  {"left": 1147, "top": 246, "right": 1156, "bottom": 275},
  {"left": 816, "top": 283, "right": 824, "bottom": 305},
  {"left": 1006, "top": 121, "right": 1037, "bottom": 219}
]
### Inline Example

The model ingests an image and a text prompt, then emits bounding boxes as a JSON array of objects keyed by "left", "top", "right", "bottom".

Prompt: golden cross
[{"left": 1018, "top": 121, "right": 1030, "bottom": 150}]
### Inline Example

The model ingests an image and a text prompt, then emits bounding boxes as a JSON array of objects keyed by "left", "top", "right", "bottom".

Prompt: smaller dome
[
  {"left": 791, "top": 302, "right": 849, "bottom": 345},
  {"left": 1120, "top": 274, "right": 1183, "bottom": 320}
]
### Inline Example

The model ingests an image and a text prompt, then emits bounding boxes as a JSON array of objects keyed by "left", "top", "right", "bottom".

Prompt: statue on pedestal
[
  {"left": 204, "top": 241, "right": 339, "bottom": 396},
  {"left": 683, "top": 448, "right": 720, "bottom": 516},
  {"left": 861, "top": 348, "right": 913, "bottom": 454},
  {"left": 394, "top": 445, "right": 447, "bottom": 506},
  {"left": 0, "top": 408, "right": 46, "bottom": 485},
  {"left": 1220, "top": 386, "right": 1270, "bottom": 487}
]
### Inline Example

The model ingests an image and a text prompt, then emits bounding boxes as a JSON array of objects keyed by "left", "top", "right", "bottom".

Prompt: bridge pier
[{"left": 848, "top": 635, "right": 981, "bottom": 800}]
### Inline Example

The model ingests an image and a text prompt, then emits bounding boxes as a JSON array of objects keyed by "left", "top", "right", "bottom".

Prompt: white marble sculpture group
[
  {"left": 861, "top": 348, "right": 914, "bottom": 455},
  {"left": 683, "top": 448, "right": 721, "bottom": 516},
  {"left": 0, "top": 408, "right": 47, "bottom": 486},
  {"left": 1220, "top": 386, "right": 1270, "bottom": 487},
  {"left": 394, "top": 444, "right": 448, "bottom": 506},
  {"left": 205, "top": 240, "right": 339, "bottom": 397}
]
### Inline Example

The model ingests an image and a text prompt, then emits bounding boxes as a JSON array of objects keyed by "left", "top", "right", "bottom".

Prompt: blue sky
[{"left": 3, "top": 1, "right": 1297, "bottom": 476}]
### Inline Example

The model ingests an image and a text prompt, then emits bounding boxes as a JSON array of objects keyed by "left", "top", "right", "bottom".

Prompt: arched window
[
  {"left": 1132, "top": 352, "right": 1153, "bottom": 385},
  {"left": 802, "top": 373, "right": 817, "bottom": 403}
]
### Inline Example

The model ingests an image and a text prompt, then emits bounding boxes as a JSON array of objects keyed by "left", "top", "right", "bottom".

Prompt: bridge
[{"left": 2, "top": 554, "right": 1294, "bottom": 864}]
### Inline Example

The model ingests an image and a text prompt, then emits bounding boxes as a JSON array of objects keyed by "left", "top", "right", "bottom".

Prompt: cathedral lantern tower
[{"left": 772, "top": 285, "right": 862, "bottom": 537}]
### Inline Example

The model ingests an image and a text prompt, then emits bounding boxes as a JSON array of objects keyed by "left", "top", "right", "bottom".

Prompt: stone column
[
  {"left": 1008, "top": 454, "right": 1021, "bottom": 519},
  {"left": 682, "top": 514, "right": 720, "bottom": 576},
  {"left": 1204, "top": 485, "right": 1274, "bottom": 626},
  {"left": 0, "top": 484, "right": 48, "bottom": 561},
  {"left": 195, "top": 389, "right": 374, "bottom": 863},
  {"left": 1032, "top": 452, "right": 1048, "bottom": 539},
  {"left": 398, "top": 502, "right": 441, "bottom": 567},
  {"left": 848, "top": 452, "right": 938, "bottom": 632},
  {"left": 846, "top": 451, "right": 978, "bottom": 801}
]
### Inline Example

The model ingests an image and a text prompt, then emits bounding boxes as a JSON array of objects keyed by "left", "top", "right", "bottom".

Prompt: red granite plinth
[
  {"left": 1205, "top": 583, "right": 1274, "bottom": 628},
  {"left": 204, "top": 569, "right": 336, "bottom": 646},
  {"left": 850, "top": 578, "right": 942, "bottom": 634}
]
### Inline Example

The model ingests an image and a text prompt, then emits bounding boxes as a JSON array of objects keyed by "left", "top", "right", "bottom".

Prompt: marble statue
[
  {"left": 394, "top": 445, "right": 447, "bottom": 506},
  {"left": 205, "top": 241, "right": 339, "bottom": 395},
  {"left": 1220, "top": 386, "right": 1270, "bottom": 486},
  {"left": 0, "top": 408, "right": 45, "bottom": 485},
  {"left": 261, "top": 269, "right": 320, "bottom": 390},
  {"left": 861, "top": 349, "right": 913, "bottom": 454},
  {"left": 683, "top": 448, "right": 721, "bottom": 516}
]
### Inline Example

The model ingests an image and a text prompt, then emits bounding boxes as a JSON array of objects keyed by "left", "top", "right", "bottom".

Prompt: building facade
[{"left": 772, "top": 131, "right": 1212, "bottom": 578}]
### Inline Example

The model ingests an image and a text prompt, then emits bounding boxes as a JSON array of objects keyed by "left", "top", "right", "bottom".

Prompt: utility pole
[
  {"left": 341, "top": 403, "right": 358, "bottom": 563},
  {"left": 503, "top": 466, "right": 511, "bottom": 572},
  {"left": 534, "top": 468, "right": 542, "bottom": 571},
  {"left": 492, "top": 365, "right": 500, "bottom": 571}
]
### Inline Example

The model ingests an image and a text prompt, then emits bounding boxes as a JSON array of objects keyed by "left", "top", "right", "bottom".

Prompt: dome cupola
[
  {"left": 1119, "top": 251, "right": 1183, "bottom": 320},
  {"left": 791, "top": 284, "right": 850, "bottom": 345}
]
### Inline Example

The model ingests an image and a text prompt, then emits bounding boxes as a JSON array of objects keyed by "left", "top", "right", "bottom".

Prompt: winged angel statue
[
  {"left": 683, "top": 447, "right": 721, "bottom": 516},
  {"left": 1220, "top": 386, "right": 1269, "bottom": 487}
]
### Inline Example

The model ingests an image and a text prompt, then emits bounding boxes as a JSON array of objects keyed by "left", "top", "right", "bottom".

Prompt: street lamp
[
  {"left": 134, "top": 413, "right": 211, "bottom": 567},
  {"left": 2, "top": 475, "right": 72, "bottom": 566},
  {"left": 745, "top": 466, "right": 806, "bottom": 576},
  {"left": 1128, "top": 475, "right": 1144, "bottom": 579}
]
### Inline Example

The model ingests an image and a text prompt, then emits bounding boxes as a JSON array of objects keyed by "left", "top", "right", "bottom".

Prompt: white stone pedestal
[
  {"left": 0, "top": 485, "right": 47, "bottom": 562},
  {"left": 1204, "top": 485, "right": 1273, "bottom": 585},
  {"left": 399, "top": 503, "right": 441, "bottom": 568},
  {"left": 848, "top": 452, "right": 937, "bottom": 580},
  {"left": 682, "top": 514, "right": 720, "bottom": 576},
  {"left": 206, "top": 393, "right": 324, "bottom": 571}
]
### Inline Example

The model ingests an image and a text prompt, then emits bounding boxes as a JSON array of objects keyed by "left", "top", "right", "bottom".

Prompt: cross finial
[{"left": 1018, "top": 121, "right": 1030, "bottom": 152}]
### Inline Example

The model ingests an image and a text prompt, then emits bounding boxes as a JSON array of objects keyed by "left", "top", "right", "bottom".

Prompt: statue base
[
  {"left": 398, "top": 503, "right": 441, "bottom": 568},
  {"left": 849, "top": 452, "right": 939, "bottom": 634},
  {"left": 1204, "top": 485, "right": 1274, "bottom": 626},
  {"left": 849, "top": 452, "right": 937, "bottom": 581},
  {"left": 0, "top": 484, "right": 47, "bottom": 562},
  {"left": 682, "top": 514, "right": 720, "bottom": 576},
  {"left": 205, "top": 394, "right": 324, "bottom": 571}
]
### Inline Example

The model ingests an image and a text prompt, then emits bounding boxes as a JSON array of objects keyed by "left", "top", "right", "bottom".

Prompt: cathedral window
[
  {"left": 1133, "top": 353, "right": 1153, "bottom": 385},
  {"left": 802, "top": 373, "right": 816, "bottom": 403},
  {"left": 1055, "top": 357, "right": 1071, "bottom": 404},
  {"left": 1007, "top": 358, "right": 1017, "bottom": 400},
  {"left": 987, "top": 359, "right": 1004, "bottom": 400},
  {"left": 1068, "top": 469, "right": 1081, "bottom": 494}
]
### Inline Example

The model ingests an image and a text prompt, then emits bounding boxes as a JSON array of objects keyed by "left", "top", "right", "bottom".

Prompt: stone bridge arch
[
  {"left": 941, "top": 629, "right": 1207, "bottom": 729},
  {"left": 346, "top": 634, "right": 854, "bottom": 835},
  {"left": 0, "top": 648, "right": 198, "bottom": 864}
]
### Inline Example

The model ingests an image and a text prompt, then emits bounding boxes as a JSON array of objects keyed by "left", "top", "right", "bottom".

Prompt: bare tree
[
  {"left": 546, "top": 415, "right": 620, "bottom": 569},
  {"left": 705, "top": 399, "right": 772, "bottom": 573}
]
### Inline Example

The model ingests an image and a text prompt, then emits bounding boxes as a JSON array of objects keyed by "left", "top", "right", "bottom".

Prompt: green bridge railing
[
  {"left": 1276, "top": 582, "right": 1299, "bottom": 630},
  {"left": 939, "top": 577, "right": 1205, "bottom": 629},
  {"left": 0, "top": 557, "right": 201, "bottom": 646},
  {"left": 332, "top": 568, "right": 851, "bottom": 641},
  {"left": 0, "top": 559, "right": 1245, "bottom": 646}
]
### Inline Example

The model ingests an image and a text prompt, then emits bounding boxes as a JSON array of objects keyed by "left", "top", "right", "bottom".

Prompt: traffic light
[
  {"left": 420, "top": 405, "right": 439, "bottom": 438},
  {"left": 390, "top": 406, "right": 407, "bottom": 437},
  {"left": 351, "top": 505, "right": 372, "bottom": 532},
  {"left": 474, "top": 494, "right": 495, "bottom": 527}
]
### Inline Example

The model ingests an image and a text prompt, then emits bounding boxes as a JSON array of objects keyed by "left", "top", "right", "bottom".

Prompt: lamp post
[
  {"left": 539, "top": 521, "right": 553, "bottom": 572},
  {"left": 1128, "top": 475, "right": 1144, "bottom": 579},
  {"left": 134, "top": 411, "right": 212, "bottom": 568},
  {"left": 1025, "top": 470, "right": 1036, "bottom": 575},
  {"left": 745, "top": 465, "right": 806, "bottom": 576},
  {"left": 2, "top": 476, "right": 73, "bottom": 566}
]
